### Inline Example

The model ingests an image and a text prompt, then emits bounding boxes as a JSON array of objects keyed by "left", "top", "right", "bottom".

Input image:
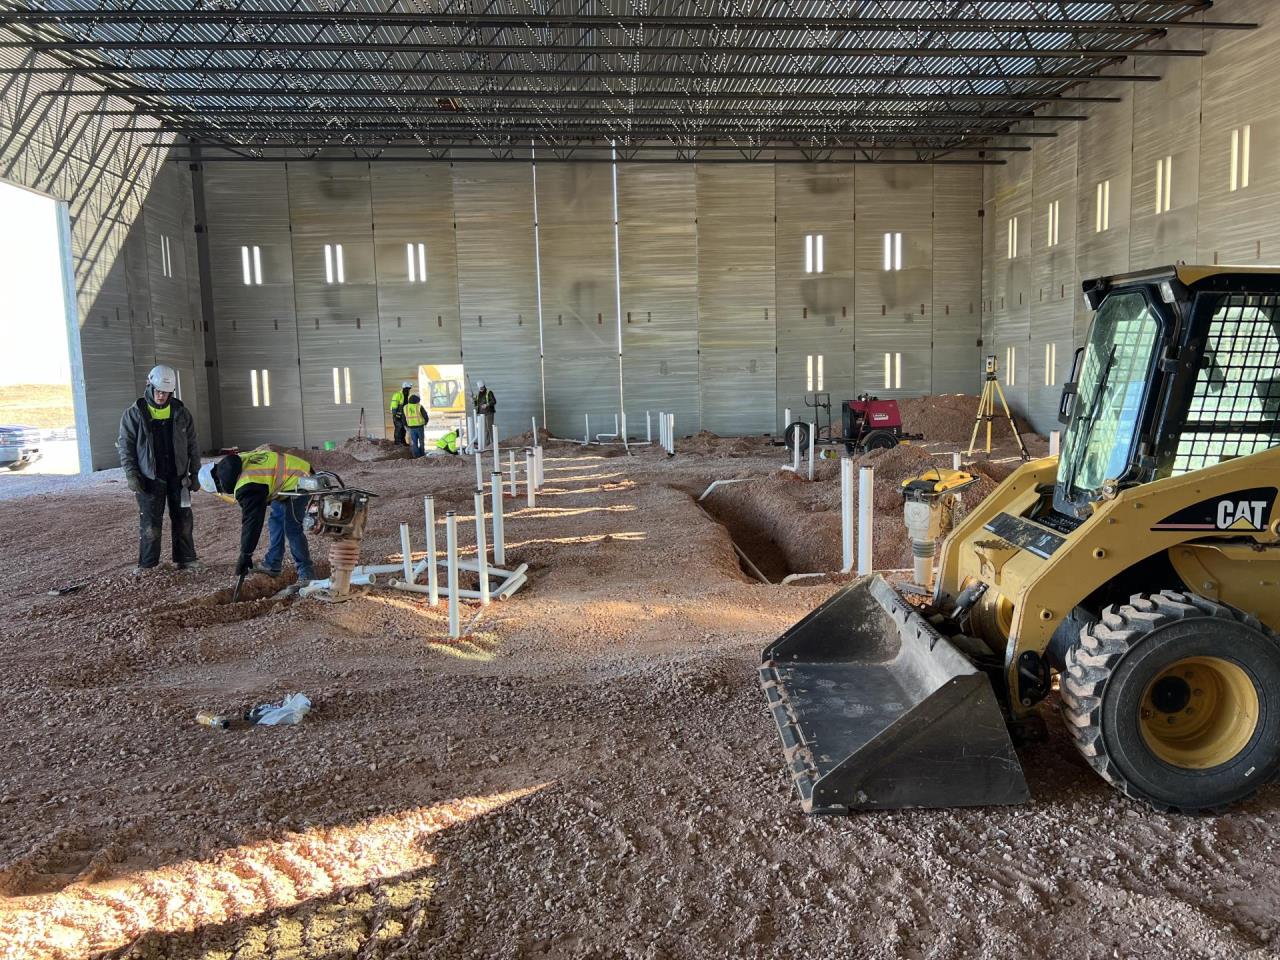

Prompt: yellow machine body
[{"left": 935, "top": 448, "right": 1280, "bottom": 715}]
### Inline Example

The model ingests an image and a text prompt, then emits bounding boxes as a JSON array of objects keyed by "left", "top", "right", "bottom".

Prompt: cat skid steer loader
[{"left": 761, "top": 266, "right": 1280, "bottom": 814}]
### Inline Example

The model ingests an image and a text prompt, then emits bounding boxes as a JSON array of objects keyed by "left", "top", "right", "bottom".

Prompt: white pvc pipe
[
  {"left": 646, "top": 410, "right": 652, "bottom": 443},
  {"left": 784, "top": 407, "right": 791, "bottom": 434},
  {"left": 536, "top": 445, "right": 544, "bottom": 488},
  {"left": 446, "top": 511, "right": 460, "bottom": 638},
  {"left": 952, "top": 451, "right": 962, "bottom": 471},
  {"left": 658, "top": 411, "right": 665, "bottom": 450},
  {"left": 399, "top": 522, "right": 415, "bottom": 586},
  {"left": 526, "top": 450, "right": 537, "bottom": 508},
  {"left": 841, "top": 457, "right": 855, "bottom": 573},
  {"left": 808, "top": 421, "right": 816, "bottom": 481},
  {"left": 474, "top": 489, "right": 490, "bottom": 606},
  {"left": 473, "top": 451, "right": 483, "bottom": 491},
  {"left": 858, "top": 465, "right": 874, "bottom": 576},
  {"left": 1049, "top": 430, "right": 1061, "bottom": 457},
  {"left": 667, "top": 413, "right": 675, "bottom": 454},
  {"left": 507, "top": 450, "right": 517, "bottom": 497},
  {"left": 584, "top": 413, "right": 590, "bottom": 445},
  {"left": 425, "top": 495, "right": 438, "bottom": 606},
  {"left": 491, "top": 471, "right": 505, "bottom": 565},
  {"left": 492, "top": 423, "right": 500, "bottom": 473},
  {"left": 532, "top": 415, "right": 537, "bottom": 439}
]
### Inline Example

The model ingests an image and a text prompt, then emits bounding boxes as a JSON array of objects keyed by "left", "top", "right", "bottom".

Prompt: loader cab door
[{"left": 1054, "top": 289, "right": 1166, "bottom": 519}]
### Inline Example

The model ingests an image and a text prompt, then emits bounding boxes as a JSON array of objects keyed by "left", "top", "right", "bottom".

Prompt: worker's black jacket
[
  {"left": 474, "top": 388, "right": 496, "bottom": 414},
  {"left": 117, "top": 395, "right": 199, "bottom": 488}
]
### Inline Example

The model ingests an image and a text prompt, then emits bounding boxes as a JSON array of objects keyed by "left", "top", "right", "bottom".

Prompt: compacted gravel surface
[{"left": 0, "top": 406, "right": 1276, "bottom": 959}]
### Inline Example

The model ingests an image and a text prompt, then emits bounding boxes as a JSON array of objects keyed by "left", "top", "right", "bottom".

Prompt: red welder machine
[{"left": 783, "top": 392, "right": 922, "bottom": 456}]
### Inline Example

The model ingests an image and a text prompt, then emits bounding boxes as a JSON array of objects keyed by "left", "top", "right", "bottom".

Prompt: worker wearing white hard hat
[
  {"left": 473, "top": 379, "right": 496, "bottom": 452},
  {"left": 118, "top": 364, "right": 202, "bottom": 574},
  {"left": 388, "top": 380, "right": 415, "bottom": 446}
]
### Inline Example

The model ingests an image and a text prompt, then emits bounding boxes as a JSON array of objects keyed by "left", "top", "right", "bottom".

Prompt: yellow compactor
[{"left": 762, "top": 266, "right": 1280, "bottom": 813}]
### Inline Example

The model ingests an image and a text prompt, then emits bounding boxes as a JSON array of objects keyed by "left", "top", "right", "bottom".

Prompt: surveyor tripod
[{"left": 967, "top": 360, "right": 1030, "bottom": 460}]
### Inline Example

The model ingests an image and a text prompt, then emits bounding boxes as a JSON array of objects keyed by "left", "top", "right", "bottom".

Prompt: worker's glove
[
  {"left": 185, "top": 474, "right": 200, "bottom": 492},
  {"left": 235, "top": 554, "right": 253, "bottom": 577},
  {"left": 126, "top": 474, "right": 147, "bottom": 494}
]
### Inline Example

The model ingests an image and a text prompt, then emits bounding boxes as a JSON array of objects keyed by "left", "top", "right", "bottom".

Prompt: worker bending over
[
  {"left": 199, "top": 449, "right": 315, "bottom": 583},
  {"left": 403, "top": 393, "right": 427, "bottom": 458},
  {"left": 389, "top": 381, "right": 413, "bottom": 445},
  {"left": 118, "top": 364, "right": 201, "bottom": 574},
  {"left": 435, "top": 429, "right": 461, "bottom": 455}
]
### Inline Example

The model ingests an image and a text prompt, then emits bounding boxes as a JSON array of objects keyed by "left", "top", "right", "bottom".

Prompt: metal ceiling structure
[{"left": 0, "top": 1, "right": 1254, "bottom": 164}]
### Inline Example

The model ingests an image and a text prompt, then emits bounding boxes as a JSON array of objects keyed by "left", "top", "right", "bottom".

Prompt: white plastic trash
[{"left": 253, "top": 693, "right": 312, "bottom": 726}]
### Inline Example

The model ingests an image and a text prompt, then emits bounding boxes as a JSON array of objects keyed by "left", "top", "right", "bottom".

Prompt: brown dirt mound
[
  {"left": 339, "top": 437, "right": 413, "bottom": 462},
  {"left": 898, "top": 394, "right": 1038, "bottom": 444},
  {"left": 680, "top": 431, "right": 770, "bottom": 458}
]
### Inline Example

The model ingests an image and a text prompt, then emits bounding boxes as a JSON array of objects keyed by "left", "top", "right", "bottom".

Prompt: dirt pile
[
  {"left": 680, "top": 431, "right": 766, "bottom": 458},
  {"left": 899, "top": 393, "right": 1037, "bottom": 444},
  {"left": 340, "top": 437, "right": 414, "bottom": 462}
]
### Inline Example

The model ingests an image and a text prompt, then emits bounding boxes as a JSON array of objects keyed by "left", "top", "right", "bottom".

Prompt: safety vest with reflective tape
[
  {"left": 389, "top": 389, "right": 409, "bottom": 414},
  {"left": 403, "top": 402, "right": 425, "bottom": 427},
  {"left": 233, "top": 450, "right": 310, "bottom": 499},
  {"left": 436, "top": 431, "right": 459, "bottom": 453}
]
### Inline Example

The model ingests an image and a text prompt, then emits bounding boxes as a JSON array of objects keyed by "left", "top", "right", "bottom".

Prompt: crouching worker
[
  {"left": 435, "top": 429, "right": 461, "bottom": 455},
  {"left": 198, "top": 449, "right": 316, "bottom": 583}
]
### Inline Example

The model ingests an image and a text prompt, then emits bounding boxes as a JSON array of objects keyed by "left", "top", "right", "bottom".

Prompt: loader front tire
[{"left": 1061, "top": 590, "right": 1280, "bottom": 813}]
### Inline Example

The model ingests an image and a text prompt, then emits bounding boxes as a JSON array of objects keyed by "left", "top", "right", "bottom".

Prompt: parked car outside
[{"left": 0, "top": 425, "right": 41, "bottom": 470}]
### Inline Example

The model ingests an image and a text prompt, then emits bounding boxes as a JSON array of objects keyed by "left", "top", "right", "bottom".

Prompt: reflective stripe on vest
[
  {"left": 403, "top": 402, "right": 425, "bottom": 427},
  {"left": 436, "top": 432, "right": 458, "bottom": 452},
  {"left": 233, "top": 451, "right": 310, "bottom": 498},
  {"left": 147, "top": 403, "right": 172, "bottom": 421}
]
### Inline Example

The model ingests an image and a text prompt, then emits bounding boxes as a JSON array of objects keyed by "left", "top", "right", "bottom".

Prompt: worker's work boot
[
  {"left": 177, "top": 560, "right": 204, "bottom": 572},
  {"left": 251, "top": 564, "right": 283, "bottom": 577}
]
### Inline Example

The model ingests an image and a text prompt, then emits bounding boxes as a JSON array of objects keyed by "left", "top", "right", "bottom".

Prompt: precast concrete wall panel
[
  {"left": 204, "top": 163, "right": 305, "bottom": 450},
  {"left": 371, "top": 163, "right": 462, "bottom": 436},
  {"left": 931, "top": 166, "right": 982, "bottom": 396},
  {"left": 1196, "top": 6, "right": 1280, "bottom": 266},
  {"left": 774, "top": 165, "right": 856, "bottom": 432},
  {"left": 617, "top": 163, "right": 700, "bottom": 439},
  {"left": 451, "top": 163, "right": 543, "bottom": 441},
  {"left": 854, "top": 166, "right": 933, "bottom": 398},
  {"left": 536, "top": 163, "right": 621, "bottom": 438},
  {"left": 287, "top": 163, "right": 382, "bottom": 448},
  {"left": 696, "top": 164, "right": 776, "bottom": 436}
]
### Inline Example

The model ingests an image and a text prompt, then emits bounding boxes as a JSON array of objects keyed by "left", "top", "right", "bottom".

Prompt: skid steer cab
[{"left": 762, "top": 266, "right": 1280, "bottom": 814}]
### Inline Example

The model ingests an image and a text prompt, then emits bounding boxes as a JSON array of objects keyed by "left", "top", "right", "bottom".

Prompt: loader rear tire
[{"left": 1061, "top": 590, "right": 1280, "bottom": 813}]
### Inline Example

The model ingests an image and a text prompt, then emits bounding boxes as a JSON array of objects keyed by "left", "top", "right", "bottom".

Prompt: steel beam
[
  {"left": 3, "top": 41, "right": 1209, "bottom": 58},
  {"left": 90, "top": 107, "right": 1085, "bottom": 122},
  {"left": 0, "top": 65, "right": 1164, "bottom": 84},
  {"left": 118, "top": 124, "right": 1060, "bottom": 138},
  {"left": 0, "top": 11, "right": 1249, "bottom": 32},
  {"left": 148, "top": 139, "right": 1033, "bottom": 152}
]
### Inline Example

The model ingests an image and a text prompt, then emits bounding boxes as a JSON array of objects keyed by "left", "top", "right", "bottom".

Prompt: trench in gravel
[{"left": 698, "top": 482, "right": 814, "bottom": 583}]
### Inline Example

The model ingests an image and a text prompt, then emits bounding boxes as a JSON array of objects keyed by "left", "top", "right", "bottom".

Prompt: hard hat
[
  {"left": 477, "top": 380, "right": 485, "bottom": 388},
  {"left": 197, "top": 462, "right": 218, "bottom": 493},
  {"left": 147, "top": 364, "right": 178, "bottom": 393},
  {"left": 402, "top": 381, "right": 413, "bottom": 389}
]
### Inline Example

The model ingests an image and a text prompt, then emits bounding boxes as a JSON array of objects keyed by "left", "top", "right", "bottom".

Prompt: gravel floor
[{"left": 0, "top": 424, "right": 1276, "bottom": 960}]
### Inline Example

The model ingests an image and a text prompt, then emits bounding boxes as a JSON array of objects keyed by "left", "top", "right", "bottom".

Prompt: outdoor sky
[{"left": 0, "top": 178, "right": 71, "bottom": 386}]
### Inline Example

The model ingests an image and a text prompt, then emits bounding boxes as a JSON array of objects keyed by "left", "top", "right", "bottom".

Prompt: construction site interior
[{"left": 5, "top": 1, "right": 1280, "bottom": 958}]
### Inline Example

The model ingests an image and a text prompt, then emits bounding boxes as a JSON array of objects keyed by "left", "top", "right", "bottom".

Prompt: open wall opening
[{"left": 0, "top": 178, "right": 82, "bottom": 476}]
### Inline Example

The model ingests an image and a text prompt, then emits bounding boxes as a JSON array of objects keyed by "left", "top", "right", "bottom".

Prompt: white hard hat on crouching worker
[
  {"left": 147, "top": 364, "right": 178, "bottom": 393},
  {"left": 198, "top": 462, "right": 217, "bottom": 493}
]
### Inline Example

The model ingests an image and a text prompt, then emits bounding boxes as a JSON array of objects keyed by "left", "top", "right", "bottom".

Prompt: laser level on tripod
[{"left": 967, "top": 355, "right": 1030, "bottom": 460}]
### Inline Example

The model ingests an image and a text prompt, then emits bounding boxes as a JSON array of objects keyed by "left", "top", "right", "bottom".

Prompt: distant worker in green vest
[
  {"left": 198, "top": 448, "right": 316, "bottom": 583},
  {"left": 435, "top": 429, "right": 461, "bottom": 456},
  {"left": 389, "top": 381, "right": 413, "bottom": 445},
  {"left": 403, "top": 393, "right": 428, "bottom": 458},
  {"left": 473, "top": 380, "right": 496, "bottom": 451}
]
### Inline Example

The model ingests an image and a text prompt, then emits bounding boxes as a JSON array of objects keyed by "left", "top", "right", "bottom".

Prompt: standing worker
[
  {"left": 118, "top": 364, "right": 201, "bottom": 574},
  {"left": 473, "top": 379, "right": 496, "bottom": 451},
  {"left": 389, "top": 381, "right": 413, "bottom": 445},
  {"left": 197, "top": 448, "right": 315, "bottom": 583},
  {"left": 403, "top": 392, "right": 428, "bottom": 458}
]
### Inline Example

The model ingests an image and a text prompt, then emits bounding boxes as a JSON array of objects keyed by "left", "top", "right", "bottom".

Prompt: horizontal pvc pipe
[{"left": 697, "top": 477, "right": 756, "bottom": 501}]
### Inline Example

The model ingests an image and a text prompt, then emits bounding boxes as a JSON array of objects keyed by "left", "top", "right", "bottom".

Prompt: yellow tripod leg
[
  {"left": 992, "top": 378, "right": 1031, "bottom": 460},
  {"left": 967, "top": 381, "right": 985, "bottom": 456}
]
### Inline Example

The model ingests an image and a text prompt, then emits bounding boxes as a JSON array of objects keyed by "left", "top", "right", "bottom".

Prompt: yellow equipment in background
[{"left": 762, "top": 265, "right": 1280, "bottom": 814}]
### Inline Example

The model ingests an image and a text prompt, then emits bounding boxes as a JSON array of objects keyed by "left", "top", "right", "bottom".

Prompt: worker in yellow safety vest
[
  {"left": 389, "top": 381, "right": 413, "bottom": 445},
  {"left": 435, "top": 429, "right": 460, "bottom": 455},
  {"left": 198, "top": 449, "right": 316, "bottom": 582},
  {"left": 403, "top": 393, "right": 428, "bottom": 458}
]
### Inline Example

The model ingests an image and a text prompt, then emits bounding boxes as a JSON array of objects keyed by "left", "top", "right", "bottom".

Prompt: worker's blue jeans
[
  {"left": 408, "top": 425, "right": 425, "bottom": 458},
  {"left": 263, "top": 497, "right": 315, "bottom": 581}
]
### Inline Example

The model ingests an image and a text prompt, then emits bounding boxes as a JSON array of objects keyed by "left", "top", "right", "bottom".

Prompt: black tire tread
[{"left": 1060, "top": 589, "right": 1275, "bottom": 814}]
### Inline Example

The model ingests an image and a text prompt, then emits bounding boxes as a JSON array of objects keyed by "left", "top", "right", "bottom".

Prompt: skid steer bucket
[{"left": 760, "top": 575, "right": 1029, "bottom": 813}]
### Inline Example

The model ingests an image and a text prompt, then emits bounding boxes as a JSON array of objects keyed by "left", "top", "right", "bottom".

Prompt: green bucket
[{"left": 323, "top": 440, "right": 337, "bottom": 451}]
